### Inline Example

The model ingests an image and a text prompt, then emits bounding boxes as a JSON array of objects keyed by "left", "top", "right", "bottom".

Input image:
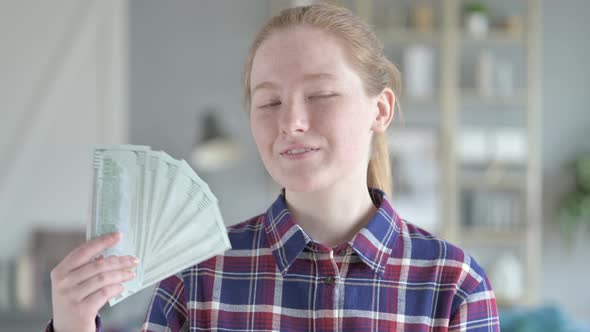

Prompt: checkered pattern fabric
[{"left": 46, "top": 188, "right": 499, "bottom": 331}]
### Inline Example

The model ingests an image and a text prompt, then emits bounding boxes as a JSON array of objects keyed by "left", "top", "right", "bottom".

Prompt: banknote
[
  {"left": 143, "top": 206, "right": 229, "bottom": 285},
  {"left": 149, "top": 160, "right": 216, "bottom": 256},
  {"left": 88, "top": 144, "right": 231, "bottom": 306},
  {"left": 90, "top": 145, "right": 149, "bottom": 256}
]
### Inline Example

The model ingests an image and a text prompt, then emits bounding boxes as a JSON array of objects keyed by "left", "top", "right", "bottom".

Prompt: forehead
[{"left": 250, "top": 26, "right": 360, "bottom": 87}]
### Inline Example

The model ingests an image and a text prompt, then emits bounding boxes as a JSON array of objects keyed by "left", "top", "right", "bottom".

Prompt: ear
[{"left": 371, "top": 87, "right": 395, "bottom": 133}]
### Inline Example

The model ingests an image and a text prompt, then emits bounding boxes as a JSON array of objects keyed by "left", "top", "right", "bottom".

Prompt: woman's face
[{"left": 249, "top": 26, "right": 387, "bottom": 192}]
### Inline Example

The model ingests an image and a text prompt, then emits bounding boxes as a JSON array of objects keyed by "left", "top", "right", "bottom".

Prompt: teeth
[{"left": 286, "top": 148, "right": 314, "bottom": 155}]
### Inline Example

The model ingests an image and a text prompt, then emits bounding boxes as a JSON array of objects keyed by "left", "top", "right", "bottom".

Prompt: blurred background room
[{"left": 0, "top": 0, "right": 589, "bottom": 331}]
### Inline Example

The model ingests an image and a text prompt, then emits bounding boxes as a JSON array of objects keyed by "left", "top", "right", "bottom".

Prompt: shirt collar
[{"left": 263, "top": 188, "right": 401, "bottom": 277}]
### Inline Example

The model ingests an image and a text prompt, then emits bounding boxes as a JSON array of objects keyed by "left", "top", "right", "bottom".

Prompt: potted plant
[
  {"left": 464, "top": 1, "right": 490, "bottom": 38},
  {"left": 559, "top": 154, "right": 590, "bottom": 240}
]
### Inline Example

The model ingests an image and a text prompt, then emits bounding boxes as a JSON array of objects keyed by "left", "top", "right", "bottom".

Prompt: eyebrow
[{"left": 251, "top": 72, "right": 338, "bottom": 95}]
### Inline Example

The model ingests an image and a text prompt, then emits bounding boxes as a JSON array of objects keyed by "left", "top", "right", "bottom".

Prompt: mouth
[{"left": 280, "top": 147, "right": 320, "bottom": 156}]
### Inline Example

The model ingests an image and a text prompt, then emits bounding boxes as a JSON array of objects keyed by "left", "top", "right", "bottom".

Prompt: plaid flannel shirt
[{"left": 141, "top": 188, "right": 499, "bottom": 331}]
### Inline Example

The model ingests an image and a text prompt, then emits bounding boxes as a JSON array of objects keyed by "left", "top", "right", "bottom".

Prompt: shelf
[
  {"left": 496, "top": 296, "right": 530, "bottom": 309},
  {"left": 376, "top": 28, "right": 441, "bottom": 44},
  {"left": 394, "top": 110, "right": 440, "bottom": 128},
  {"left": 460, "top": 89, "right": 527, "bottom": 108},
  {"left": 399, "top": 95, "right": 440, "bottom": 111},
  {"left": 395, "top": 95, "right": 441, "bottom": 126},
  {"left": 459, "top": 226, "right": 528, "bottom": 244},
  {"left": 401, "top": 94, "right": 439, "bottom": 104},
  {"left": 460, "top": 162, "right": 528, "bottom": 174},
  {"left": 460, "top": 29, "right": 525, "bottom": 45},
  {"left": 461, "top": 177, "right": 525, "bottom": 191},
  {"left": 460, "top": 165, "right": 527, "bottom": 190}
]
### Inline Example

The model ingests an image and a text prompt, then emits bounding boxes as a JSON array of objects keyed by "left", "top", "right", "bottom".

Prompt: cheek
[
  {"left": 250, "top": 116, "right": 275, "bottom": 151},
  {"left": 326, "top": 104, "right": 373, "bottom": 156}
]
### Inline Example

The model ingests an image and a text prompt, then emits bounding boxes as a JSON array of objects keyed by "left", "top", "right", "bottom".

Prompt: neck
[{"left": 285, "top": 180, "right": 377, "bottom": 248}]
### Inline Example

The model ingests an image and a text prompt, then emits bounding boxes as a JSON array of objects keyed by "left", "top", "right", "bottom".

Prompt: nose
[{"left": 279, "top": 99, "right": 309, "bottom": 136}]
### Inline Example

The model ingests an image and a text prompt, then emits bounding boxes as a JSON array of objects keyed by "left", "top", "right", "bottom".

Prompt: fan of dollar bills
[{"left": 88, "top": 145, "right": 232, "bottom": 306}]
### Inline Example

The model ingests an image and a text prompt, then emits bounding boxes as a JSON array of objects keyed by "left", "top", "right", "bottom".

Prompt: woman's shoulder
[
  {"left": 395, "top": 220, "right": 498, "bottom": 325},
  {"left": 226, "top": 213, "right": 266, "bottom": 233},
  {"left": 224, "top": 213, "right": 269, "bottom": 248},
  {"left": 396, "top": 219, "right": 489, "bottom": 288}
]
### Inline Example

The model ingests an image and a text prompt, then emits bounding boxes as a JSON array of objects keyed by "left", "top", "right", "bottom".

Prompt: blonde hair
[{"left": 243, "top": 3, "right": 401, "bottom": 197}]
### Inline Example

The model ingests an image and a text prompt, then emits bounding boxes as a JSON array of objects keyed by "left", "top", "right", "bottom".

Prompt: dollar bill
[{"left": 89, "top": 144, "right": 231, "bottom": 306}]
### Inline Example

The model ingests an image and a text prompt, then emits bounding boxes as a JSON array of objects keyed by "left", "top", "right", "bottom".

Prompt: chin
[{"left": 271, "top": 171, "right": 328, "bottom": 193}]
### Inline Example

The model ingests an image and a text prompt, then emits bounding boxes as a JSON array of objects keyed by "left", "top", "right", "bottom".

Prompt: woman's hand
[{"left": 50, "top": 232, "right": 139, "bottom": 332}]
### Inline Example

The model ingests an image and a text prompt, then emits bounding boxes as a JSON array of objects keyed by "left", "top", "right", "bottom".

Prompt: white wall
[
  {"left": 0, "top": 0, "right": 129, "bottom": 259},
  {"left": 128, "top": 0, "right": 273, "bottom": 226},
  {"left": 540, "top": 0, "right": 590, "bottom": 320}
]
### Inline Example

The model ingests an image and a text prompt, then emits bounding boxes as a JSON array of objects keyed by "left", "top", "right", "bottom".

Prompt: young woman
[{"left": 47, "top": 4, "right": 499, "bottom": 332}]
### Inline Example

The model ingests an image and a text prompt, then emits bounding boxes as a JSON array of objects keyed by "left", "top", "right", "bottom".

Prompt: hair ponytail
[{"left": 368, "top": 132, "right": 392, "bottom": 197}]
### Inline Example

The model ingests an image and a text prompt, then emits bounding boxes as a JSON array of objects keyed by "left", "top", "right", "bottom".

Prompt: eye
[
  {"left": 308, "top": 93, "right": 338, "bottom": 101},
  {"left": 258, "top": 101, "right": 281, "bottom": 109}
]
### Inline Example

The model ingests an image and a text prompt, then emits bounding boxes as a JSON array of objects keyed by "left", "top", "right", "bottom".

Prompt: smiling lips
[{"left": 279, "top": 146, "right": 320, "bottom": 158}]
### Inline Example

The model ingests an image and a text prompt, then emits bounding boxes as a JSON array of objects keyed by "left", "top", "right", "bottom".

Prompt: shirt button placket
[{"left": 324, "top": 275, "right": 335, "bottom": 285}]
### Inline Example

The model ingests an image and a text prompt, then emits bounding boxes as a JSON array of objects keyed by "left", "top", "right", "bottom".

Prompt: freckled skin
[{"left": 249, "top": 26, "right": 381, "bottom": 193}]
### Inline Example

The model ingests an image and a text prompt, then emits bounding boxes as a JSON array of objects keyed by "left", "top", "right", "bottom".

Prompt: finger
[
  {"left": 61, "top": 232, "right": 121, "bottom": 272},
  {"left": 68, "top": 255, "right": 139, "bottom": 286},
  {"left": 82, "top": 283, "right": 125, "bottom": 313},
  {"left": 74, "top": 268, "right": 136, "bottom": 302}
]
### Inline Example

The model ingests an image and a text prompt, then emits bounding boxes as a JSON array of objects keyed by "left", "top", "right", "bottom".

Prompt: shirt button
[{"left": 324, "top": 276, "right": 336, "bottom": 285}]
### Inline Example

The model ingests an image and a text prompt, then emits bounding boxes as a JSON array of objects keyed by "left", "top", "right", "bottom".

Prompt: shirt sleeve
[
  {"left": 45, "top": 315, "right": 103, "bottom": 332},
  {"left": 141, "top": 273, "right": 188, "bottom": 332},
  {"left": 448, "top": 274, "right": 500, "bottom": 331}
]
